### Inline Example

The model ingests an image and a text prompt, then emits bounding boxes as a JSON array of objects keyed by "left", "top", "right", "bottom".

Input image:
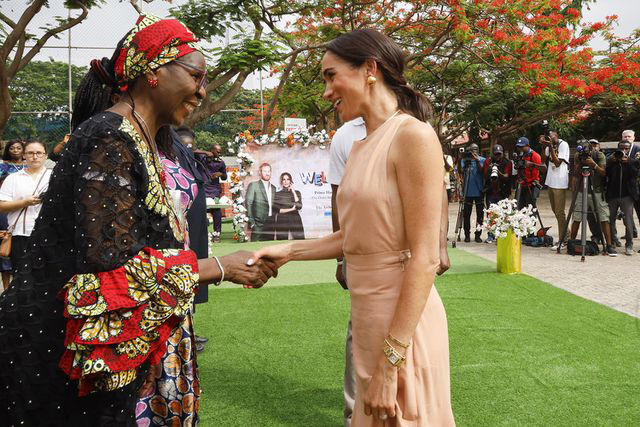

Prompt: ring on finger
[{"left": 379, "top": 413, "right": 388, "bottom": 420}]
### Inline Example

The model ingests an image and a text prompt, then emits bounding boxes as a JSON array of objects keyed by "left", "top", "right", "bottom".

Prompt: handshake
[{"left": 202, "top": 245, "right": 292, "bottom": 289}]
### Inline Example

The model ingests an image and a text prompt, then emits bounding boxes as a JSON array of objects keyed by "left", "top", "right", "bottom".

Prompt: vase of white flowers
[{"left": 480, "top": 199, "right": 538, "bottom": 274}]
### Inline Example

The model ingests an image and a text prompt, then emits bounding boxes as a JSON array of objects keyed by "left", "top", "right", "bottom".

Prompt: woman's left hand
[{"left": 363, "top": 358, "right": 399, "bottom": 420}]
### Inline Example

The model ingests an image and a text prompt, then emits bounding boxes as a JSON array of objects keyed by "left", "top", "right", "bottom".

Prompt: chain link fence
[{"left": 2, "top": 112, "right": 71, "bottom": 152}]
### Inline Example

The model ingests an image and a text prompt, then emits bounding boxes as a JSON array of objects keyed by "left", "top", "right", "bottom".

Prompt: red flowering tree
[{"left": 268, "top": 0, "right": 640, "bottom": 146}]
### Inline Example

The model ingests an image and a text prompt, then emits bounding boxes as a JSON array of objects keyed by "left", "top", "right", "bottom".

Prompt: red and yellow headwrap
[{"left": 114, "top": 14, "right": 203, "bottom": 92}]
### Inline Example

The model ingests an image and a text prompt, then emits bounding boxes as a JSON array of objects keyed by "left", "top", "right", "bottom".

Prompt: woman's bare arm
[{"left": 387, "top": 120, "right": 444, "bottom": 344}]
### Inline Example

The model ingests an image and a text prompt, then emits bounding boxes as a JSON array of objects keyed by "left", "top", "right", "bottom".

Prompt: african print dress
[
  {"left": 134, "top": 155, "right": 201, "bottom": 426},
  {"left": 0, "top": 112, "right": 200, "bottom": 426}
]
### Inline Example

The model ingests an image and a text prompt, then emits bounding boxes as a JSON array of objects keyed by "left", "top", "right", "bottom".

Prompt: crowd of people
[
  {"left": 0, "top": 15, "right": 456, "bottom": 427},
  {"left": 451, "top": 129, "right": 640, "bottom": 256}
]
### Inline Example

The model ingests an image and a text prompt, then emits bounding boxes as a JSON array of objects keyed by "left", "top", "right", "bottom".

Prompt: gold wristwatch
[{"left": 383, "top": 340, "right": 406, "bottom": 367}]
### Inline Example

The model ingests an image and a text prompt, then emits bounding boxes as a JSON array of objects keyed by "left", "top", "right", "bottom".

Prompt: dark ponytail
[{"left": 325, "top": 29, "right": 433, "bottom": 122}]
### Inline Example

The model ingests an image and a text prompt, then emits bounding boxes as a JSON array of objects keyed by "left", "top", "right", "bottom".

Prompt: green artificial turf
[{"left": 193, "top": 271, "right": 640, "bottom": 426}]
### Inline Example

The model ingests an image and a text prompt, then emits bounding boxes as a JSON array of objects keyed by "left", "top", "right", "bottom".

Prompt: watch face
[{"left": 389, "top": 353, "right": 401, "bottom": 364}]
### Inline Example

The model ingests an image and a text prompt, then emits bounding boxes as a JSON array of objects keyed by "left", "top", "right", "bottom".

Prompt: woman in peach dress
[{"left": 252, "top": 29, "right": 455, "bottom": 426}]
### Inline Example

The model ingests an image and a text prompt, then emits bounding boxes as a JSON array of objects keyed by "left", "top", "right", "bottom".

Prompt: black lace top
[{"left": 0, "top": 112, "right": 199, "bottom": 425}]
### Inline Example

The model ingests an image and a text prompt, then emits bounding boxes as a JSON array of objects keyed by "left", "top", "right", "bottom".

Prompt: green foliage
[
  {"left": 192, "top": 84, "right": 263, "bottom": 154},
  {"left": 213, "top": 38, "right": 282, "bottom": 72},
  {"left": 4, "top": 60, "right": 86, "bottom": 145}
]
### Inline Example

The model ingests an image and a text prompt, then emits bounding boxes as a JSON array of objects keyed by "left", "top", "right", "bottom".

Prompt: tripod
[
  {"left": 452, "top": 163, "right": 472, "bottom": 248},
  {"left": 556, "top": 165, "right": 606, "bottom": 261}
]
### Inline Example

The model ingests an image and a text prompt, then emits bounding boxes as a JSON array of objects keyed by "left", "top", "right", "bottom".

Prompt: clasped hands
[{"left": 204, "top": 245, "right": 292, "bottom": 289}]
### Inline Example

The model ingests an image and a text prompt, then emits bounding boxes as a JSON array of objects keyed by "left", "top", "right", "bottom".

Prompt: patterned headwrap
[{"left": 114, "top": 14, "right": 203, "bottom": 91}]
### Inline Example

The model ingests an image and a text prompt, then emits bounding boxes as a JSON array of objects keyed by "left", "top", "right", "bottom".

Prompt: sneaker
[
  {"left": 625, "top": 247, "right": 634, "bottom": 256},
  {"left": 614, "top": 239, "right": 622, "bottom": 248},
  {"left": 606, "top": 245, "right": 618, "bottom": 257},
  {"left": 485, "top": 237, "right": 495, "bottom": 244},
  {"left": 464, "top": 235, "right": 470, "bottom": 243},
  {"left": 475, "top": 235, "right": 483, "bottom": 243}
]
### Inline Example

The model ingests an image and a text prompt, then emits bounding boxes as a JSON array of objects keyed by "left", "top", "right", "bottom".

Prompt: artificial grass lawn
[{"left": 194, "top": 260, "right": 640, "bottom": 425}]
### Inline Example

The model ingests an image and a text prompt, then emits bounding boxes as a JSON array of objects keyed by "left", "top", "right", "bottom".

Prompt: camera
[
  {"left": 541, "top": 120, "right": 550, "bottom": 137},
  {"left": 461, "top": 148, "right": 473, "bottom": 160},
  {"left": 613, "top": 149, "right": 625, "bottom": 159},
  {"left": 490, "top": 164, "right": 499, "bottom": 181},
  {"left": 513, "top": 151, "right": 525, "bottom": 171},
  {"left": 576, "top": 140, "right": 594, "bottom": 162}
]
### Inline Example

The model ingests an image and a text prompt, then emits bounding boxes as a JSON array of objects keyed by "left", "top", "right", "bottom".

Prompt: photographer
[
  {"left": 482, "top": 144, "right": 512, "bottom": 243},
  {"left": 568, "top": 139, "right": 617, "bottom": 256},
  {"left": 621, "top": 129, "right": 640, "bottom": 243},
  {"left": 606, "top": 141, "right": 639, "bottom": 256},
  {"left": 458, "top": 143, "right": 485, "bottom": 243},
  {"left": 514, "top": 137, "right": 546, "bottom": 210},
  {"left": 540, "top": 129, "right": 570, "bottom": 245}
]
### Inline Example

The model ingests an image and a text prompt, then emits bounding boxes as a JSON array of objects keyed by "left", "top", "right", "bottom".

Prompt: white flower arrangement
[{"left": 479, "top": 198, "right": 538, "bottom": 239}]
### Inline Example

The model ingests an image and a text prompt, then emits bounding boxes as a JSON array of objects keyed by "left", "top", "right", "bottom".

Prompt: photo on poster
[{"left": 242, "top": 144, "right": 332, "bottom": 241}]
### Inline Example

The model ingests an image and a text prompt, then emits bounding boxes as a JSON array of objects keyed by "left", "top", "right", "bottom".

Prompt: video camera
[{"left": 575, "top": 139, "right": 595, "bottom": 163}]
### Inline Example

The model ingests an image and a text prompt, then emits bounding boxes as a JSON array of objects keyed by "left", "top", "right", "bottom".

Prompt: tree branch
[
  {"left": 185, "top": 70, "right": 251, "bottom": 126},
  {"left": 8, "top": 33, "right": 27, "bottom": 77},
  {"left": 15, "top": 4, "right": 89, "bottom": 77},
  {"left": 0, "top": 12, "right": 17, "bottom": 29},
  {"left": 262, "top": 50, "right": 299, "bottom": 133},
  {"left": 0, "top": 0, "right": 45, "bottom": 61}
]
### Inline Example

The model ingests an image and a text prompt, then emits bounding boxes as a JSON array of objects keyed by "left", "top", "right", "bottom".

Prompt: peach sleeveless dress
[{"left": 337, "top": 113, "right": 455, "bottom": 426}]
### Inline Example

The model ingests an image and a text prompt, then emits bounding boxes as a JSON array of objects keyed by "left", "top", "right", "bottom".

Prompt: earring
[
  {"left": 147, "top": 78, "right": 158, "bottom": 88},
  {"left": 367, "top": 75, "right": 377, "bottom": 85}
]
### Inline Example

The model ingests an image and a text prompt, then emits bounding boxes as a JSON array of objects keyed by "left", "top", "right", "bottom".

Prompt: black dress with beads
[{"left": 0, "top": 112, "right": 200, "bottom": 426}]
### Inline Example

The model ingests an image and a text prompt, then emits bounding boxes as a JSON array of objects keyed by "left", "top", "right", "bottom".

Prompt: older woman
[
  {"left": 252, "top": 29, "right": 455, "bottom": 426},
  {"left": 0, "top": 15, "right": 277, "bottom": 426}
]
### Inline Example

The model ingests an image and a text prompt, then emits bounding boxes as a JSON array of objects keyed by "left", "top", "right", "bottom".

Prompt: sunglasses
[{"left": 173, "top": 59, "right": 208, "bottom": 90}]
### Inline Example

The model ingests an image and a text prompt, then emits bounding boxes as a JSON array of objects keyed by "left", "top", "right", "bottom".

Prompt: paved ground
[{"left": 449, "top": 189, "right": 640, "bottom": 318}]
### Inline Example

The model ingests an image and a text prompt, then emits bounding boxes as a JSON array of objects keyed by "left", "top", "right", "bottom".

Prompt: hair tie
[{"left": 90, "top": 58, "right": 115, "bottom": 87}]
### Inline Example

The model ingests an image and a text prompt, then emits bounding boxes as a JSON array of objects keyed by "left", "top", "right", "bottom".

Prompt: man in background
[
  {"left": 246, "top": 162, "right": 276, "bottom": 241},
  {"left": 459, "top": 143, "right": 485, "bottom": 243},
  {"left": 482, "top": 144, "right": 512, "bottom": 243},
  {"left": 540, "top": 129, "right": 570, "bottom": 249},
  {"left": 174, "top": 126, "right": 210, "bottom": 351},
  {"left": 621, "top": 130, "right": 640, "bottom": 244},
  {"left": 194, "top": 143, "right": 227, "bottom": 243},
  {"left": 515, "top": 137, "right": 546, "bottom": 210}
]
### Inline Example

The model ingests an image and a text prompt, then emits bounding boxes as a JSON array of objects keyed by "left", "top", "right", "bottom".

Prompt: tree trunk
[{"left": 0, "top": 69, "right": 11, "bottom": 138}]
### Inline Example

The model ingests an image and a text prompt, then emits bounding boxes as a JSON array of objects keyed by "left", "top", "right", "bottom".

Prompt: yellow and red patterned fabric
[
  {"left": 114, "top": 14, "right": 202, "bottom": 92},
  {"left": 58, "top": 247, "right": 199, "bottom": 396}
]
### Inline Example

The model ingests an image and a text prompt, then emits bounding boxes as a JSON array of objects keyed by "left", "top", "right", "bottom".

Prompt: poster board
[{"left": 241, "top": 144, "right": 332, "bottom": 241}]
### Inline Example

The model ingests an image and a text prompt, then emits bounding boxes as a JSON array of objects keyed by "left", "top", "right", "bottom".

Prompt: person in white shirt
[
  {"left": 539, "top": 130, "right": 569, "bottom": 246},
  {"left": 0, "top": 140, "right": 52, "bottom": 273},
  {"left": 329, "top": 117, "right": 366, "bottom": 427}
]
